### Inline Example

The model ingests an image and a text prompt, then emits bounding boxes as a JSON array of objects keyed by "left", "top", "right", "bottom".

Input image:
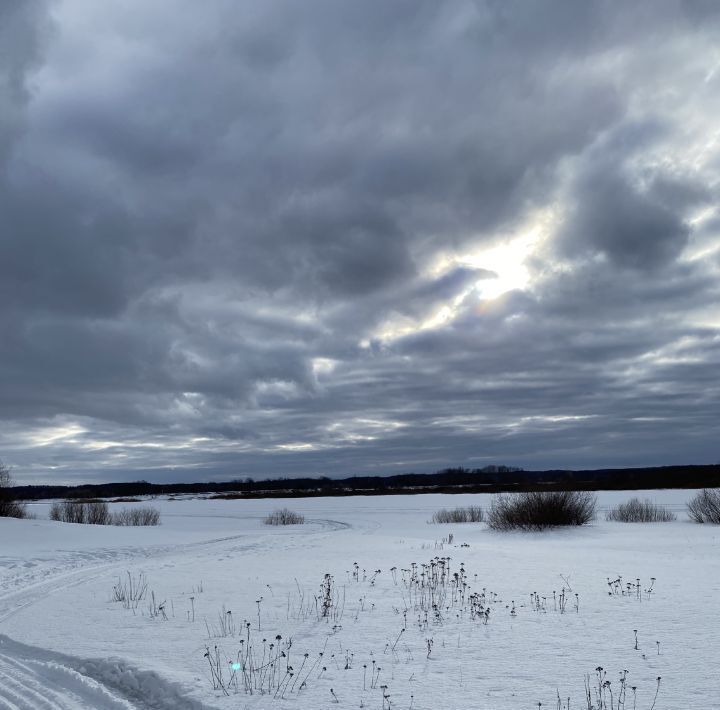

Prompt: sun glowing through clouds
[
  {"left": 461, "top": 229, "right": 541, "bottom": 301},
  {"left": 368, "top": 226, "right": 547, "bottom": 343}
]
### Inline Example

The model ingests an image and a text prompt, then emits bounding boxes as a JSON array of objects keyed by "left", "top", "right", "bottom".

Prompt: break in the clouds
[{"left": 1, "top": 0, "right": 719, "bottom": 484}]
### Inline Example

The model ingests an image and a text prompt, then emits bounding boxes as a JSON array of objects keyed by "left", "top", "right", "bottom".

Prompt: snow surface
[{"left": 1, "top": 491, "right": 718, "bottom": 709}]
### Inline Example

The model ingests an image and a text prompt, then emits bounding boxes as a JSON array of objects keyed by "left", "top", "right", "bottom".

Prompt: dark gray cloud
[
  {"left": 553, "top": 124, "right": 714, "bottom": 270},
  {"left": 1, "top": 0, "right": 719, "bottom": 483},
  {"left": 0, "top": 1, "right": 48, "bottom": 161},
  {"left": 558, "top": 166, "right": 692, "bottom": 270}
]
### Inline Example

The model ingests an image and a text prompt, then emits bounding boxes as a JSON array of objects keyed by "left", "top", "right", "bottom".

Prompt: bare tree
[{"left": 0, "top": 460, "right": 26, "bottom": 518}]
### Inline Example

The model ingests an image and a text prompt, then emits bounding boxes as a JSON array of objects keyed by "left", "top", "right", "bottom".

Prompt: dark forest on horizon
[{"left": 7, "top": 464, "right": 720, "bottom": 501}]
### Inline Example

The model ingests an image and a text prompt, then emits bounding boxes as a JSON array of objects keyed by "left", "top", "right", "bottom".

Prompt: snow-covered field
[{"left": 0, "top": 490, "right": 718, "bottom": 709}]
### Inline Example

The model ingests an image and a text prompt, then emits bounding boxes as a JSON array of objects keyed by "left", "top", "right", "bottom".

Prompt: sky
[{"left": 1, "top": 0, "right": 719, "bottom": 485}]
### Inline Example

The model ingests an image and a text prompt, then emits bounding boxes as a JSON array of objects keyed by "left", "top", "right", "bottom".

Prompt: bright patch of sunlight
[
  {"left": 368, "top": 217, "right": 549, "bottom": 343},
  {"left": 459, "top": 229, "right": 540, "bottom": 300},
  {"left": 326, "top": 417, "right": 405, "bottom": 440},
  {"left": 276, "top": 442, "right": 318, "bottom": 451},
  {"left": 26, "top": 423, "right": 87, "bottom": 447}
]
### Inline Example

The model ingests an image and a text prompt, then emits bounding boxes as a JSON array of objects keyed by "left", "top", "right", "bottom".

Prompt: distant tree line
[{"left": 5, "top": 464, "right": 720, "bottom": 501}]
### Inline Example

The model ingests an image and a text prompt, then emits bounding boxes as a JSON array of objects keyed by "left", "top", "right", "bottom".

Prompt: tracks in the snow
[
  {"left": 0, "top": 518, "right": 348, "bottom": 622},
  {"left": 0, "top": 634, "right": 214, "bottom": 709},
  {"left": 0, "top": 515, "right": 349, "bottom": 708}
]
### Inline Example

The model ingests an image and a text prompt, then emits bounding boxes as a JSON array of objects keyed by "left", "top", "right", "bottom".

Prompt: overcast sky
[{"left": 2, "top": 1, "right": 719, "bottom": 485}]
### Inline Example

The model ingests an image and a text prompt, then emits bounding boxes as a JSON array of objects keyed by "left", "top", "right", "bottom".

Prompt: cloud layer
[{"left": 1, "top": 1, "right": 719, "bottom": 483}]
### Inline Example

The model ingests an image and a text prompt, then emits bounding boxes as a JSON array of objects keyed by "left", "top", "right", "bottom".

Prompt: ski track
[
  {"left": 0, "top": 515, "right": 349, "bottom": 708},
  {"left": 0, "top": 635, "right": 213, "bottom": 709}
]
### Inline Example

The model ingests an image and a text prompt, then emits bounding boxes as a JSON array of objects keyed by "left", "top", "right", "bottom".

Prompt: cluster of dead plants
[{"left": 50, "top": 500, "right": 160, "bottom": 525}]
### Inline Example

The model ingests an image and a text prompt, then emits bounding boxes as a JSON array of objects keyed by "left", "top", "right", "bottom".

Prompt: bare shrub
[
  {"left": 49, "top": 500, "right": 110, "bottom": 524},
  {"left": 0, "top": 500, "right": 28, "bottom": 519},
  {"left": 264, "top": 508, "right": 305, "bottom": 525},
  {"left": 687, "top": 488, "right": 720, "bottom": 524},
  {"left": 49, "top": 501, "right": 159, "bottom": 526},
  {"left": 606, "top": 498, "right": 675, "bottom": 522},
  {"left": 87, "top": 501, "right": 111, "bottom": 524},
  {"left": 49, "top": 501, "right": 73, "bottom": 522},
  {"left": 431, "top": 505, "right": 484, "bottom": 524},
  {"left": 0, "top": 460, "right": 27, "bottom": 519},
  {"left": 488, "top": 491, "right": 596, "bottom": 531},
  {"left": 111, "top": 507, "right": 161, "bottom": 526},
  {"left": 49, "top": 502, "right": 62, "bottom": 522}
]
